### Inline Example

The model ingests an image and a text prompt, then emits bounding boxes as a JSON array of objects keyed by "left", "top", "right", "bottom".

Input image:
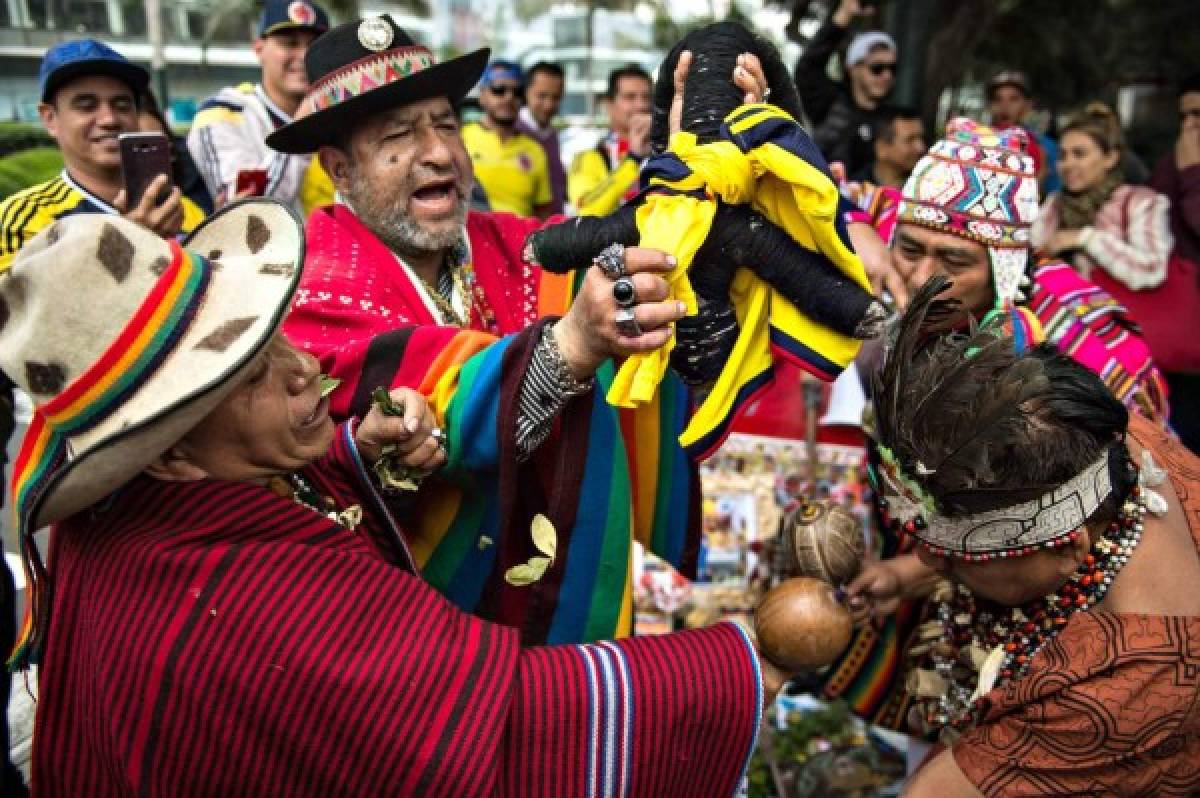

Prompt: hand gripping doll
[{"left": 524, "top": 21, "right": 887, "bottom": 456}]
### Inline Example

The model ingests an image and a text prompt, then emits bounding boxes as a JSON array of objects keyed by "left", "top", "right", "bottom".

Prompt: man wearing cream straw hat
[{"left": 0, "top": 203, "right": 794, "bottom": 796}]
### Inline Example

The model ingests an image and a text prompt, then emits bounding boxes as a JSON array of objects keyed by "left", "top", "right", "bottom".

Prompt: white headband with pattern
[{"left": 878, "top": 448, "right": 1114, "bottom": 557}]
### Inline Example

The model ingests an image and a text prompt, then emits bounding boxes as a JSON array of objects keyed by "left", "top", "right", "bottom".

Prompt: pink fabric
[
  {"left": 288, "top": 204, "right": 543, "bottom": 335},
  {"left": 283, "top": 205, "right": 546, "bottom": 416},
  {"left": 1029, "top": 260, "right": 1169, "bottom": 417}
]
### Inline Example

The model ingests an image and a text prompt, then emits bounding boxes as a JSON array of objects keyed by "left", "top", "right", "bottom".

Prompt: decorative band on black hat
[{"left": 306, "top": 45, "right": 435, "bottom": 114}]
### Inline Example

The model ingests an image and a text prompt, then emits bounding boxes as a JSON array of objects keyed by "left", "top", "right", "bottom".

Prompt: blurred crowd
[{"left": 1, "top": 0, "right": 1199, "bottom": 795}]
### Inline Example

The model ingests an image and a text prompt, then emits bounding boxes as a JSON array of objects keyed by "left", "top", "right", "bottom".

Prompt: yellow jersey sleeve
[
  {"left": 180, "top": 197, "right": 206, "bottom": 235},
  {"left": 569, "top": 150, "right": 640, "bottom": 217},
  {"left": 299, "top": 158, "right": 335, "bottom": 216},
  {"left": 531, "top": 144, "right": 552, "bottom": 207},
  {"left": 0, "top": 179, "right": 79, "bottom": 274}
]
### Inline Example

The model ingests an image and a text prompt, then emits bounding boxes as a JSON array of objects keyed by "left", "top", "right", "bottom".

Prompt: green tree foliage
[{"left": 0, "top": 148, "right": 65, "bottom": 201}]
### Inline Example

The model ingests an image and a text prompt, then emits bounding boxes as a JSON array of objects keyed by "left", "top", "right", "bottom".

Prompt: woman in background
[{"left": 1034, "top": 102, "right": 1171, "bottom": 291}]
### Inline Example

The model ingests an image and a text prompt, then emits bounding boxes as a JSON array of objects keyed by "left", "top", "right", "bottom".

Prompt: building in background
[
  {"left": 0, "top": 0, "right": 430, "bottom": 123},
  {"left": 0, "top": 0, "right": 805, "bottom": 139}
]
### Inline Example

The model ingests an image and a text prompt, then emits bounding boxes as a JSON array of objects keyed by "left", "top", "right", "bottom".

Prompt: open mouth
[
  {"left": 409, "top": 178, "right": 461, "bottom": 215},
  {"left": 299, "top": 395, "right": 329, "bottom": 429}
]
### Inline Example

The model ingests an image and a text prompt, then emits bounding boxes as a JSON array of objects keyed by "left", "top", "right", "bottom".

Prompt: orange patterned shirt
[{"left": 954, "top": 415, "right": 1200, "bottom": 796}]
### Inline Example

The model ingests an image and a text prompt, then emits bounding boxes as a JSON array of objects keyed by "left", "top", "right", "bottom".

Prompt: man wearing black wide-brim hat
[{"left": 269, "top": 15, "right": 770, "bottom": 646}]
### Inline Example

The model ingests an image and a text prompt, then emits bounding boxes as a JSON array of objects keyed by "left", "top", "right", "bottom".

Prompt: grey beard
[{"left": 342, "top": 175, "right": 467, "bottom": 258}]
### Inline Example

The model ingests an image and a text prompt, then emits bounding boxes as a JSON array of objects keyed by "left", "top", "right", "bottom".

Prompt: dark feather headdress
[
  {"left": 873, "top": 275, "right": 1055, "bottom": 515},
  {"left": 871, "top": 276, "right": 1131, "bottom": 558}
]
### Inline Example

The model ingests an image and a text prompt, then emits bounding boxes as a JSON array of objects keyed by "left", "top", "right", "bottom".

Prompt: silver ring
[
  {"left": 614, "top": 307, "right": 643, "bottom": 337},
  {"left": 762, "top": 87, "right": 771, "bottom": 102},
  {"left": 612, "top": 276, "right": 637, "bottom": 308},
  {"left": 593, "top": 243, "right": 626, "bottom": 280}
]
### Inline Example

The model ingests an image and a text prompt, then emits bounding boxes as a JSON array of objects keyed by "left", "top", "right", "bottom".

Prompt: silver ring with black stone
[
  {"left": 614, "top": 308, "right": 643, "bottom": 337},
  {"left": 593, "top": 243, "right": 626, "bottom": 280},
  {"left": 612, "top": 276, "right": 637, "bottom": 309}
]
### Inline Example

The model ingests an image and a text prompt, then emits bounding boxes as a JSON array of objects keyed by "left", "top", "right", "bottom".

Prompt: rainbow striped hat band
[
  {"left": 897, "top": 118, "right": 1041, "bottom": 310},
  {"left": 1, "top": 202, "right": 304, "bottom": 668}
]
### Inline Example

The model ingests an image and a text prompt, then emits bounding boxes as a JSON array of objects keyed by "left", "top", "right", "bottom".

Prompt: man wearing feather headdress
[
  {"left": 870, "top": 277, "right": 1200, "bottom": 797},
  {"left": 821, "top": 118, "right": 1175, "bottom": 759}
]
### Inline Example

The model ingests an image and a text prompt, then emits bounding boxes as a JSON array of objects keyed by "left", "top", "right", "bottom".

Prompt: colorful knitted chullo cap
[{"left": 897, "top": 118, "right": 1040, "bottom": 311}]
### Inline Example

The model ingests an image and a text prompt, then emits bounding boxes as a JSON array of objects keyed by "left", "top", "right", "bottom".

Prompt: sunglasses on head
[
  {"left": 488, "top": 84, "right": 521, "bottom": 97},
  {"left": 866, "top": 61, "right": 897, "bottom": 76}
]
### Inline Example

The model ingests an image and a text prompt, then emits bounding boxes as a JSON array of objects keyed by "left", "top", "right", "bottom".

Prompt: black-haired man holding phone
[{"left": 0, "top": 39, "right": 203, "bottom": 273}]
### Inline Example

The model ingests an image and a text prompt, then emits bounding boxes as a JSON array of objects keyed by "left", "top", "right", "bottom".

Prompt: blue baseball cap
[
  {"left": 39, "top": 39, "right": 148, "bottom": 103},
  {"left": 481, "top": 60, "right": 523, "bottom": 87},
  {"left": 258, "top": 0, "right": 330, "bottom": 37}
]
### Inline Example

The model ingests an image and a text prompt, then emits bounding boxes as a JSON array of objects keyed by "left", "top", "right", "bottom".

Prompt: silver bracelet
[{"left": 542, "top": 323, "right": 595, "bottom": 396}]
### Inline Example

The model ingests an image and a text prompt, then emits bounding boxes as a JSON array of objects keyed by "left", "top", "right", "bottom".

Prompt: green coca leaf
[
  {"left": 319, "top": 376, "right": 341, "bottom": 397},
  {"left": 372, "top": 387, "right": 405, "bottom": 417}
]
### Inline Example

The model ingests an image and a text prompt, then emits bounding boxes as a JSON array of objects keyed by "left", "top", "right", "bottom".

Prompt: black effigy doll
[{"left": 524, "top": 21, "right": 886, "bottom": 454}]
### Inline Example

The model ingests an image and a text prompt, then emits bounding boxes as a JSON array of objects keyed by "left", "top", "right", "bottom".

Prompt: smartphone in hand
[
  {"left": 118, "top": 132, "right": 173, "bottom": 208},
  {"left": 235, "top": 168, "right": 269, "bottom": 198}
]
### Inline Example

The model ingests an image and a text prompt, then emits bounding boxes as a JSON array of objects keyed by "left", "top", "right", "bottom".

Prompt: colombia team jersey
[
  {"left": 0, "top": 171, "right": 204, "bottom": 272},
  {"left": 462, "top": 122, "right": 551, "bottom": 218}
]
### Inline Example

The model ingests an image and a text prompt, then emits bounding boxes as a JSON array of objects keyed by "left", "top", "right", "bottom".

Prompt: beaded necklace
[
  {"left": 912, "top": 485, "right": 1148, "bottom": 735},
  {"left": 416, "top": 262, "right": 468, "bottom": 328},
  {"left": 268, "top": 472, "right": 363, "bottom": 531}
]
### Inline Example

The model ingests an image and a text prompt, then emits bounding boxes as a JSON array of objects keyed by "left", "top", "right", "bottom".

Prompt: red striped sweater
[{"left": 33, "top": 423, "right": 761, "bottom": 796}]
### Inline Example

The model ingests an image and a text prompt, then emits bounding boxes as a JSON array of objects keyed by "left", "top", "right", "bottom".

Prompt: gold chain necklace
[{"left": 412, "top": 251, "right": 473, "bottom": 328}]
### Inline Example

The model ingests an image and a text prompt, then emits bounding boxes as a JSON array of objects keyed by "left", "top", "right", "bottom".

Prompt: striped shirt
[
  {"left": 0, "top": 170, "right": 204, "bottom": 273},
  {"left": 186, "top": 83, "right": 332, "bottom": 215},
  {"left": 1034, "top": 185, "right": 1173, "bottom": 290}
]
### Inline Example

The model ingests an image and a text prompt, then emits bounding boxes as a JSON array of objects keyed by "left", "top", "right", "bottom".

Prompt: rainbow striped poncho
[{"left": 286, "top": 206, "right": 700, "bottom": 644}]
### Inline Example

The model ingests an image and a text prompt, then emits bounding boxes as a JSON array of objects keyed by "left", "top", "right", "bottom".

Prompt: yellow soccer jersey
[
  {"left": 0, "top": 171, "right": 204, "bottom": 273},
  {"left": 299, "top": 157, "right": 334, "bottom": 216},
  {"left": 462, "top": 122, "right": 551, "bottom": 217}
]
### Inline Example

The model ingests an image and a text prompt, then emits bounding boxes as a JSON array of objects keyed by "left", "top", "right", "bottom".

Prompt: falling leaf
[
  {"left": 336, "top": 505, "right": 364, "bottom": 530},
  {"left": 505, "top": 556, "right": 552, "bottom": 586},
  {"left": 319, "top": 376, "right": 341, "bottom": 397},
  {"left": 531, "top": 513, "right": 556, "bottom": 559}
]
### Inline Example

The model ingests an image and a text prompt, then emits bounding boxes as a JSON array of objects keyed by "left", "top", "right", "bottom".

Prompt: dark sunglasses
[
  {"left": 487, "top": 84, "right": 521, "bottom": 98},
  {"left": 866, "top": 61, "right": 897, "bottom": 76}
]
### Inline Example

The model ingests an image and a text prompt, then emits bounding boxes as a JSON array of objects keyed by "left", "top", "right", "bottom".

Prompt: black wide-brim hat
[{"left": 267, "top": 15, "right": 489, "bottom": 154}]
